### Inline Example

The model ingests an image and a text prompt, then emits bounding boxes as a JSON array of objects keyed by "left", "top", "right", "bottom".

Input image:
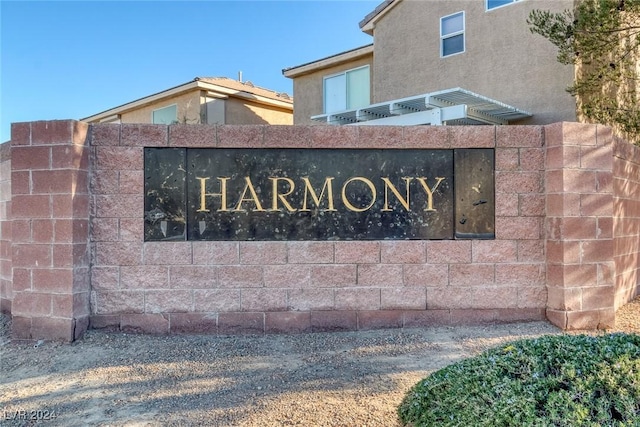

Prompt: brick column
[
  {"left": 10, "top": 120, "right": 90, "bottom": 341},
  {"left": 545, "top": 122, "right": 615, "bottom": 329}
]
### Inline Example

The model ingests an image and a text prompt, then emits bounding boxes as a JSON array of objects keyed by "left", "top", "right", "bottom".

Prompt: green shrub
[{"left": 398, "top": 334, "right": 640, "bottom": 426}]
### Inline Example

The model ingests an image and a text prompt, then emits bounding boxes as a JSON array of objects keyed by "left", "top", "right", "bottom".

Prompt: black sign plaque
[{"left": 144, "top": 148, "right": 494, "bottom": 241}]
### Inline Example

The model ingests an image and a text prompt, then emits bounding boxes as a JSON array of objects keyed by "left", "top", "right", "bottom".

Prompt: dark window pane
[{"left": 443, "top": 34, "right": 464, "bottom": 56}]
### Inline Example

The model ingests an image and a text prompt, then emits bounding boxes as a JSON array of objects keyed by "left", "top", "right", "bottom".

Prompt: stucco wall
[
  {"left": 372, "top": 0, "right": 576, "bottom": 124},
  {"left": 288, "top": 0, "right": 576, "bottom": 125},
  {"left": 120, "top": 92, "right": 202, "bottom": 124},
  {"left": 291, "top": 55, "right": 374, "bottom": 125}
]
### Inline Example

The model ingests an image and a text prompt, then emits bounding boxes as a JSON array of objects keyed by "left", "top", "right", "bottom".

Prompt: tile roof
[{"left": 197, "top": 77, "right": 293, "bottom": 104}]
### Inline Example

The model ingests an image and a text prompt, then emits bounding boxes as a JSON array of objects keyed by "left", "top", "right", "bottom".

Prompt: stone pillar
[
  {"left": 545, "top": 122, "right": 615, "bottom": 329},
  {"left": 10, "top": 120, "right": 90, "bottom": 341}
]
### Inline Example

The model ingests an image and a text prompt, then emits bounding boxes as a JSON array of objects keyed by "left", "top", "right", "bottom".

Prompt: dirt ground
[{"left": 2, "top": 300, "right": 640, "bottom": 427}]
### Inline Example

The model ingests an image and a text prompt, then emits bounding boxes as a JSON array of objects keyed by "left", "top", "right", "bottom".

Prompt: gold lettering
[
  {"left": 300, "top": 177, "right": 336, "bottom": 211},
  {"left": 233, "top": 177, "right": 265, "bottom": 212},
  {"left": 341, "top": 177, "right": 377, "bottom": 212},
  {"left": 416, "top": 177, "right": 445, "bottom": 212},
  {"left": 196, "top": 177, "right": 230, "bottom": 212},
  {"left": 381, "top": 177, "right": 412, "bottom": 211},
  {"left": 269, "top": 177, "right": 296, "bottom": 212}
]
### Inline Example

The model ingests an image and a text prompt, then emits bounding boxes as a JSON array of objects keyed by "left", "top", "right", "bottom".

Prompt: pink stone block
[
  {"left": 495, "top": 217, "right": 542, "bottom": 240},
  {"left": 217, "top": 125, "right": 264, "bottom": 148},
  {"left": 120, "top": 124, "right": 168, "bottom": 147},
  {"left": 518, "top": 240, "right": 545, "bottom": 262},
  {"left": 12, "top": 291, "right": 51, "bottom": 316},
  {"left": 263, "top": 265, "right": 310, "bottom": 288},
  {"left": 192, "top": 241, "right": 239, "bottom": 265},
  {"left": 288, "top": 288, "right": 334, "bottom": 311},
  {"left": 94, "top": 195, "right": 142, "bottom": 218},
  {"left": 94, "top": 147, "right": 143, "bottom": 171},
  {"left": 310, "top": 311, "right": 357, "bottom": 332},
  {"left": 357, "top": 126, "right": 404, "bottom": 149},
  {"left": 121, "top": 313, "right": 169, "bottom": 334},
  {"left": 119, "top": 218, "right": 144, "bottom": 241},
  {"left": 495, "top": 263, "right": 545, "bottom": 286},
  {"left": 263, "top": 125, "right": 311, "bottom": 148},
  {"left": 119, "top": 171, "right": 144, "bottom": 194},
  {"left": 495, "top": 171, "right": 542, "bottom": 194},
  {"left": 10, "top": 122, "right": 31, "bottom": 146},
  {"left": 288, "top": 241, "right": 334, "bottom": 264},
  {"left": 496, "top": 125, "right": 543, "bottom": 148},
  {"left": 472, "top": 240, "right": 517, "bottom": 263},
  {"left": 403, "top": 264, "right": 448, "bottom": 287},
  {"left": 218, "top": 266, "right": 263, "bottom": 288},
  {"left": 32, "top": 268, "right": 74, "bottom": 293},
  {"left": 12, "top": 244, "right": 51, "bottom": 268},
  {"left": 581, "top": 285, "right": 614, "bottom": 310},
  {"left": 145, "top": 290, "right": 192, "bottom": 313},
  {"left": 519, "top": 148, "right": 545, "bottom": 171},
  {"left": 381, "top": 287, "right": 426, "bottom": 310},
  {"left": 449, "top": 126, "right": 495, "bottom": 148},
  {"left": 168, "top": 124, "right": 216, "bottom": 147},
  {"left": 265, "top": 312, "right": 312, "bottom": 333},
  {"left": 449, "top": 264, "right": 494, "bottom": 287},
  {"left": 169, "top": 313, "right": 217, "bottom": 334},
  {"left": 218, "top": 312, "right": 264, "bottom": 335},
  {"left": 143, "top": 242, "right": 192, "bottom": 265},
  {"left": 120, "top": 266, "right": 169, "bottom": 289},
  {"left": 169, "top": 265, "right": 218, "bottom": 289},
  {"left": 193, "top": 289, "right": 241, "bottom": 312},
  {"left": 380, "top": 241, "right": 426, "bottom": 264},
  {"left": 519, "top": 194, "right": 545, "bottom": 216},
  {"left": 11, "top": 146, "right": 50, "bottom": 170},
  {"left": 12, "top": 195, "right": 51, "bottom": 219},
  {"left": 51, "top": 144, "right": 89, "bottom": 170},
  {"left": 91, "top": 266, "right": 120, "bottom": 291},
  {"left": 357, "top": 310, "right": 404, "bottom": 330},
  {"left": 311, "top": 265, "right": 357, "bottom": 287},
  {"left": 93, "top": 290, "right": 144, "bottom": 315},
  {"left": 426, "top": 240, "right": 471, "bottom": 263},
  {"left": 91, "top": 170, "right": 118, "bottom": 194},
  {"left": 31, "top": 317, "right": 76, "bottom": 342},
  {"left": 335, "top": 288, "right": 380, "bottom": 310},
  {"left": 403, "top": 310, "right": 451, "bottom": 327},
  {"left": 495, "top": 148, "right": 519, "bottom": 171},
  {"left": 357, "top": 264, "right": 403, "bottom": 287},
  {"left": 89, "top": 124, "right": 120, "bottom": 146},
  {"left": 581, "top": 144, "right": 613, "bottom": 170},
  {"left": 402, "top": 126, "right": 451, "bottom": 148},
  {"left": 334, "top": 241, "right": 380, "bottom": 264},
  {"left": 94, "top": 242, "right": 143, "bottom": 266},
  {"left": 239, "top": 242, "right": 287, "bottom": 264},
  {"left": 241, "top": 288, "right": 286, "bottom": 311},
  {"left": 11, "top": 171, "right": 30, "bottom": 195},
  {"left": 31, "top": 121, "right": 74, "bottom": 146},
  {"left": 310, "top": 125, "right": 359, "bottom": 149},
  {"left": 518, "top": 286, "right": 547, "bottom": 308}
]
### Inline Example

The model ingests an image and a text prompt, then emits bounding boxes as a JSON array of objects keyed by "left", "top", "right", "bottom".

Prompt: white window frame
[
  {"left": 152, "top": 104, "right": 178, "bottom": 125},
  {"left": 440, "top": 11, "right": 465, "bottom": 58},
  {"left": 323, "top": 65, "right": 370, "bottom": 114},
  {"left": 486, "top": 0, "right": 521, "bottom": 11}
]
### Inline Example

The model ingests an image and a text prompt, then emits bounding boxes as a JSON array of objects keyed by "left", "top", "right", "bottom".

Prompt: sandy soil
[{"left": 1, "top": 300, "right": 639, "bottom": 427}]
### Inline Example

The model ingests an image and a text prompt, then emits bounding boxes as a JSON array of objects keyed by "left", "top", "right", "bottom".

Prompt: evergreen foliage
[
  {"left": 398, "top": 334, "right": 640, "bottom": 426},
  {"left": 527, "top": 0, "right": 640, "bottom": 144}
]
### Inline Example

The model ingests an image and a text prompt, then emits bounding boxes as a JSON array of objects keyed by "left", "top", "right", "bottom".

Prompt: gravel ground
[{"left": 1, "top": 299, "right": 639, "bottom": 427}]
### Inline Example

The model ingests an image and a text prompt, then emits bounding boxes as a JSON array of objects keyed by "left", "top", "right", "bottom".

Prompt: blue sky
[{"left": 0, "top": 0, "right": 378, "bottom": 142}]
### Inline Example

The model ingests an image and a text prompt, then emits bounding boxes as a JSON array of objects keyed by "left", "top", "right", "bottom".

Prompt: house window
[
  {"left": 486, "top": 0, "right": 520, "bottom": 10},
  {"left": 152, "top": 104, "right": 177, "bottom": 124},
  {"left": 440, "top": 11, "right": 465, "bottom": 57},
  {"left": 323, "top": 66, "right": 370, "bottom": 114}
]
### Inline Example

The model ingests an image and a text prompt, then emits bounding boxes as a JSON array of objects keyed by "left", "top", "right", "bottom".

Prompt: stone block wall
[{"left": 2, "top": 120, "right": 639, "bottom": 341}]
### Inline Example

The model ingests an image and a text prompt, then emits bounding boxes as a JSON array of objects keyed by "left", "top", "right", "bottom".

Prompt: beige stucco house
[
  {"left": 283, "top": 0, "right": 576, "bottom": 126},
  {"left": 82, "top": 77, "right": 293, "bottom": 126}
]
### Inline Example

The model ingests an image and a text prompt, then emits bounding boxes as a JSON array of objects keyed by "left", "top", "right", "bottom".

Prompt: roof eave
[
  {"left": 359, "top": 0, "right": 399, "bottom": 35},
  {"left": 283, "top": 44, "right": 374, "bottom": 79}
]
